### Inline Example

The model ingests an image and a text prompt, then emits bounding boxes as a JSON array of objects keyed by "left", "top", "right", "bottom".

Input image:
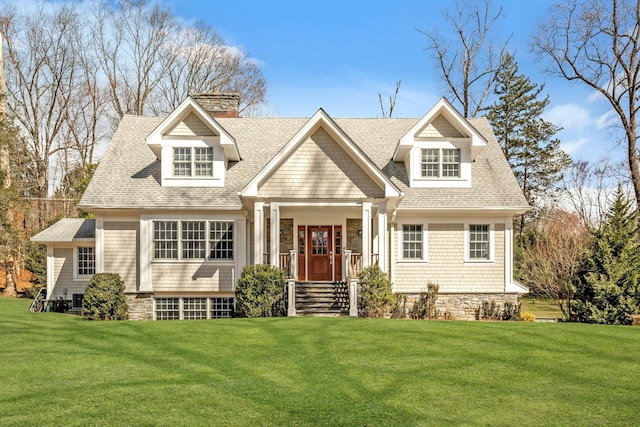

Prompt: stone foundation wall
[
  {"left": 126, "top": 293, "right": 154, "bottom": 320},
  {"left": 395, "top": 292, "right": 520, "bottom": 321}
]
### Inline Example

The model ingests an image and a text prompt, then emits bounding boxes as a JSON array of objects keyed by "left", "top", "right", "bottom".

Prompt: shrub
[
  {"left": 520, "top": 311, "right": 536, "bottom": 322},
  {"left": 502, "top": 302, "right": 521, "bottom": 321},
  {"left": 358, "top": 266, "right": 394, "bottom": 318},
  {"left": 411, "top": 283, "right": 439, "bottom": 319},
  {"left": 81, "top": 273, "right": 128, "bottom": 320},
  {"left": 235, "top": 264, "right": 286, "bottom": 317},
  {"left": 391, "top": 294, "right": 408, "bottom": 319}
]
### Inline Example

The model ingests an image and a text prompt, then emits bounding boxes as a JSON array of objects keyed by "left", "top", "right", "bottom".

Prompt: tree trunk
[{"left": 3, "top": 257, "right": 17, "bottom": 297}]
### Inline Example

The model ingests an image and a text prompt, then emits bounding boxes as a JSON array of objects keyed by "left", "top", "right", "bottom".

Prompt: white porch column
[
  {"left": 377, "top": 203, "right": 388, "bottom": 272},
  {"left": 139, "top": 218, "right": 152, "bottom": 292},
  {"left": 46, "top": 246, "right": 54, "bottom": 299},
  {"left": 362, "top": 202, "right": 372, "bottom": 268},
  {"left": 253, "top": 202, "right": 264, "bottom": 264},
  {"left": 95, "top": 215, "right": 104, "bottom": 273},
  {"left": 270, "top": 202, "right": 280, "bottom": 268},
  {"left": 504, "top": 218, "right": 514, "bottom": 291}
]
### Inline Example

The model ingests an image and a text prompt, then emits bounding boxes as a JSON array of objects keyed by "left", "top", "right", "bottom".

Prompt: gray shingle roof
[
  {"left": 31, "top": 218, "right": 95, "bottom": 242},
  {"left": 79, "top": 114, "right": 528, "bottom": 211}
]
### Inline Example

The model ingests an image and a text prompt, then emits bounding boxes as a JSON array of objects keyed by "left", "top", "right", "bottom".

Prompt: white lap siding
[
  {"left": 103, "top": 222, "right": 140, "bottom": 292},
  {"left": 51, "top": 247, "right": 91, "bottom": 299},
  {"left": 393, "top": 222, "right": 505, "bottom": 293},
  {"left": 151, "top": 263, "right": 235, "bottom": 292}
]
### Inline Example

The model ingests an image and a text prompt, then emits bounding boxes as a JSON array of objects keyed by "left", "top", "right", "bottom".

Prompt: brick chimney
[{"left": 192, "top": 93, "right": 240, "bottom": 118}]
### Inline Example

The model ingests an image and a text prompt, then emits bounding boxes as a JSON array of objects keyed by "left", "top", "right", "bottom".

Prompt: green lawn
[
  {"left": 1, "top": 298, "right": 638, "bottom": 426},
  {"left": 520, "top": 296, "right": 564, "bottom": 319}
]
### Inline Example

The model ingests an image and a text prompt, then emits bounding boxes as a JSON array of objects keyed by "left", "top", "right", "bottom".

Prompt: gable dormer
[
  {"left": 241, "top": 108, "right": 401, "bottom": 200},
  {"left": 393, "top": 98, "right": 487, "bottom": 188},
  {"left": 145, "top": 96, "right": 240, "bottom": 188}
]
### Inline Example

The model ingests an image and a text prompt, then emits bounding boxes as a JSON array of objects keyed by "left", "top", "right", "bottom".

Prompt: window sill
[
  {"left": 151, "top": 259, "right": 235, "bottom": 264},
  {"left": 397, "top": 259, "right": 428, "bottom": 264},
  {"left": 464, "top": 259, "right": 494, "bottom": 265}
]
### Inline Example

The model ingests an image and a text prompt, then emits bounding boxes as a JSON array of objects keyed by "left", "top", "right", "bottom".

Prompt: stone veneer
[
  {"left": 396, "top": 292, "right": 520, "bottom": 321},
  {"left": 346, "top": 218, "right": 362, "bottom": 253},
  {"left": 126, "top": 293, "right": 154, "bottom": 320},
  {"left": 191, "top": 93, "right": 240, "bottom": 117}
]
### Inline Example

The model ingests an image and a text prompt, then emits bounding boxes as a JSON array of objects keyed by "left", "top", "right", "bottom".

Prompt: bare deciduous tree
[
  {"left": 561, "top": 159, "right": 629, "bottom": 228},
  {"left": 155, "top": 21, "right": 266, "bottom": 115},
  {"left": 534, "top": 0, "right": 640, "bottom": 206},
  {"left": 378, "top": 81, "right": 401, "bottom": 118},
  {"left": 0, "top": 5, "right": 82, "bottom": 201},
  {"left": 520, "top": 210, "right": 590, "bottom": 320},
  {"left": 419, "top": 0, "right": 509, "bottom": 117}
]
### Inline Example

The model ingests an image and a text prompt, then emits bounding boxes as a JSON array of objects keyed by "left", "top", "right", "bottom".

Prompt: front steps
[{"left": 294, "top": 281, "right": 350, "bottom": 316}]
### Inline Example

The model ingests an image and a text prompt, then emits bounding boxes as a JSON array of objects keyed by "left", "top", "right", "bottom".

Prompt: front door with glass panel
[{"left": 307, "top": 226, "right": 332, "bottom": 281}]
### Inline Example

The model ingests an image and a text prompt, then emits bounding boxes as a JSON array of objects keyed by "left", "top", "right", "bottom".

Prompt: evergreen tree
[
  {"left": 573, "top": 184, "right": 640, "bottom": 324},
  {"left": 487, "top": 53, "right": 571, "bottom": 230}
]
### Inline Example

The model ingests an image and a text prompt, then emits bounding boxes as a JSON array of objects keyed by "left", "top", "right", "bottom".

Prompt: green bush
[
  {"left": 235, "top": 264, "right": 286, "bottom": 317},
  {"left": 81, "top": 273, "right": 128, "bottom": 320},
  {"left": 358, "top": 266, "right": 394, "bottom": 318}
]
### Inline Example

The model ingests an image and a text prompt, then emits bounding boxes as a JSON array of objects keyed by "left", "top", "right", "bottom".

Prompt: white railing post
[
  {"left": 349, "top": 279, "right": 358, "bottom": 317},
  {"left": 287, "top": 280, "right": 296, "bottom": 317},
  {"left": 343, "top": 249, "right": 352, "bottom": 281},
  {"left": 289, "top": 250, "right": 297, "bottom": 280}
]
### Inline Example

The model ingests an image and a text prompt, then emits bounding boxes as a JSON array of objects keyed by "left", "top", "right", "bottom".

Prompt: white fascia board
[
  {"left": 145, "top": 97, "right": 240, "bottom": 161},
  {"left": 397, "top": 206, "right": 531, "bottom": 215}
]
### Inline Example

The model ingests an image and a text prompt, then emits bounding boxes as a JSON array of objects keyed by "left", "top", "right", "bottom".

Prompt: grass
[
  {"left": 1, "top": 298, "right": 639, "bottom": 426},
  {"left": 520, "top": 296, "right": 564, "bottom": 318}
]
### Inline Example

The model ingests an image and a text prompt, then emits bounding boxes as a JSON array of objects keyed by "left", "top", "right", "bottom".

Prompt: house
[{"left": 31, "top": 94, "right": 529, "bottom": 320}]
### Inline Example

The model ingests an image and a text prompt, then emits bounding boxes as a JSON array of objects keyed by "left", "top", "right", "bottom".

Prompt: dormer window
[{"left": 173, "top": 147, "right": 214, "bottom": 177}]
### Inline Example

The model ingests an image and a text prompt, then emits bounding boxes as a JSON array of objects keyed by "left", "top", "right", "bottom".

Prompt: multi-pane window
[
  {"left": 183, "top": 297, "right": 208, "bottom": 319},
  {"left": 421, "top": 149, "right": 440, "bottom": 177},
  {"left": 420, "top": 148, "right": 461, "bottom": 178},
  {"left": 173, "top": 147, "right": 214, "bottom": 177},
  {"left": 156, "top": 297, "right": 180, "bottom": 320},
  {"left": 469, "top": 224, "right": 490, "bottom": 260},
  {"left": 154, "top": 297, "right": 235, "bottom": 320},
  {"left": 77, "top": 247, "right": 95, "bottom": 276},
  {"left": 182, "top": 221, "right": 206, "bottom": 259},
  {"left": 173, "top": 148, "right": 191, "bottom": 176},
  {"left": 210, "top": 221, "right": 233, "bottom": 259},
  {"left": 211, "top": 297, "right": 234, "bottom": 318},
  {"left": 154, "top": 221, "right": 178, "bottom": 259},
  {"left": 153, "top": 220, "right": 234, "bottom": 260},
  {"left": 442, "top": 149, "right": 461, "bottom": 177},
  {"left": 402, "top": 224, "right": 423, "bottom": 260},
  {"left": 194, "top": 148, "right": 213, "bottom": 176}
]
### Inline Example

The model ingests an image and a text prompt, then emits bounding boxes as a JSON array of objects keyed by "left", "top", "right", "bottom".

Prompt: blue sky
[{"left": 172, "top": 0, "right": 620, "bottom": 164}]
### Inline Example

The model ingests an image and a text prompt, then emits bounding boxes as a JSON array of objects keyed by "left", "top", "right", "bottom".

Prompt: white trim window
[
  {"left": 399, "top": 224, "right": 427, "bottom": 262},
  {"left": 77, "top": 247, "right": 95, "bottom": 277},
  {"left": 173, "top": 147, "right": 213, "bottom": 177},
  {"left": 154, "top": 221, "right": 178, "bottom": 259},
  {"left": 155, "top": 297, "right": 234, "bottom": 320},
  {"left": 153, "top": 220, "right": 234, "bottom": 261},
  {"left": 421, "top": 148, "right": 460, "bottom": 178},
  {"left": 156, "top": 297, "right": 180, "bottom": 320},
  {"left": 210, "top": 221, "right": 234, "bottom": 260},
  {"left": 182, "top": 221, "right": 206, "bottom": 259},
  {"left": 465, "top": 224, "right": 494, "bottom": 262}
]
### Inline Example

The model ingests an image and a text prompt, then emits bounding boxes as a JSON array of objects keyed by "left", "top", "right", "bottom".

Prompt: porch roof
[{"left": 31, "top": 219, "right": 95, "bottom": 243}]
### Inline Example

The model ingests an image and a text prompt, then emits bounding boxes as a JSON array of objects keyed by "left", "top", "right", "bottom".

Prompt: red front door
[{"left": 308, "top": 226, "right": 332, "bottom": 281}]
